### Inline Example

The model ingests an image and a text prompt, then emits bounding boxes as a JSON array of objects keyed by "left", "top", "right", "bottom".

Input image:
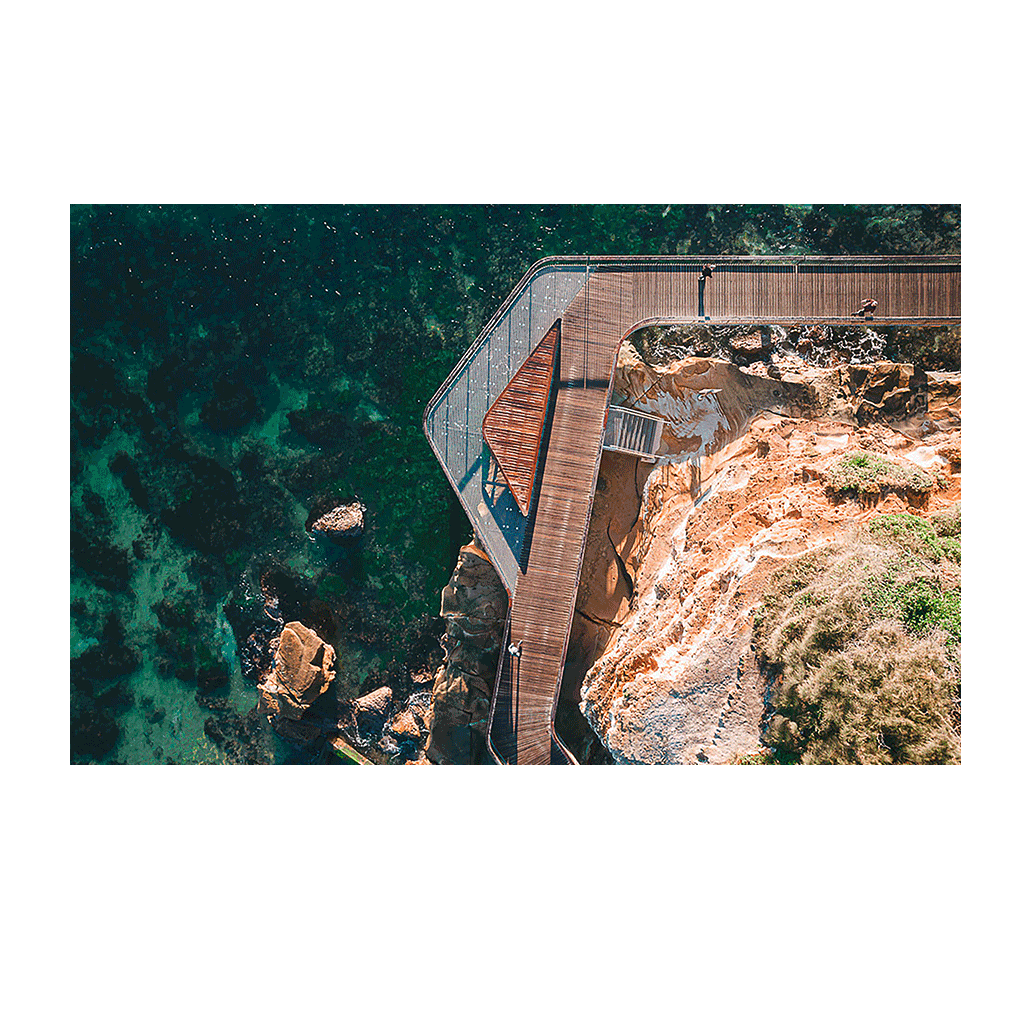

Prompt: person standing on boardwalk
[
  {"left": 698, "top": 264, "right": 714, "bottom": 318},
  {"left": 852, "top": 297, "right": 878, "bottom": 318}
]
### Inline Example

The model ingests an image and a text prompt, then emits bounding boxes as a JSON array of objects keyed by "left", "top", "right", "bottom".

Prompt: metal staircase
[{"left": 602, "top": 406, "right": 664, "bottom": 460}]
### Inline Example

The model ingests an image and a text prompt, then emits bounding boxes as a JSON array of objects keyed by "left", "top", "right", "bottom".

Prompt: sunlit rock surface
[
  {"left": 311, "top": 502, "right": 365, "bottom": 542},
  {"left": 257, "top": 621, "right": 336, "bottom": 721},
  {"left": 575, "top": 344, "right": 961, "bottom": 764}
]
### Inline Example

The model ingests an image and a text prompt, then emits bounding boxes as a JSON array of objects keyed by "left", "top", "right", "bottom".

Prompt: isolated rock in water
[
  {"left": 311, "top": 502, "right": 365, "bottom": 542},
  {"left": 257, "top": 622, "right": 335, "bottom": 720}
]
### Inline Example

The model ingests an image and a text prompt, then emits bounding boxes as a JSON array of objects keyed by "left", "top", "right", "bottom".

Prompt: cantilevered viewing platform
[{"left": 423, "top": 255, "right": 961, "bottom": 764}]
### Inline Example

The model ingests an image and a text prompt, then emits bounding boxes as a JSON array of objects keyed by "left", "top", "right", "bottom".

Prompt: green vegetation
[
  {"left": 728, "top": 750, "right": 789, "bottom": 765},
  {"left": 753, "top": 507, "right": 961, "bottom": 764},
  {"left": 316, "top": 572, "right": 349, "bottom": 601},
  {"left": 868, "top": 510, "right": 961, "bottom": 567},
  {"left": 824, "top": 450, "right": 935, "bottom": 499}
]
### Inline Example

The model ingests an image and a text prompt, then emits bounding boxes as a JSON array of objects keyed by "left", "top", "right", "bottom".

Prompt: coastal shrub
[
  {"left": 727, "top": 749, "right": 794, "bottom": 765},
  {"left": 899, "top": 582, "right": 960, "bottom": 642},
  {"left": 824, "top": 450, "right": 934, "bottom": 498},
  {"left": 869, "top": 512, "right": 945, "bottom": 559},
  {"left": 754, "top": 510, "right": 960, "bottom": 764},
  {"left": 929, "top": 505, "right": 961, "bottom": 562},
  {"left": 931, "top": 504, "right": 960, "bottom": 536},
  {"left": 866, "top": 510, "right": 961, "bottom": 643}
]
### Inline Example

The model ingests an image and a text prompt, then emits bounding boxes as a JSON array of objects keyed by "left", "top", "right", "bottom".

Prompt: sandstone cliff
[
  {"left": 425, "top": 542, "right": 509, "bottom": 764},
  {"left": 426, "top": 333, "right": 961, "bottom": 765},
  {"left": 574, "top": 344, "right": 961, "bottom": 764}
]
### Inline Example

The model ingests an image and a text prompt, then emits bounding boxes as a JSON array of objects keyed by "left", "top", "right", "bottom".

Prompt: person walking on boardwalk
[
  {"left": 852, "top": 297, "right": 878, "bottom": 318},
  {"left": 698, "top": 264, "right": 714, "bottom": 319}
]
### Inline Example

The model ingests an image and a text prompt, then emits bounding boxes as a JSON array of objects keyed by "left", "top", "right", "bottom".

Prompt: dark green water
[{"left": 70, "top": 204, "right": 960, "bottom": 763}]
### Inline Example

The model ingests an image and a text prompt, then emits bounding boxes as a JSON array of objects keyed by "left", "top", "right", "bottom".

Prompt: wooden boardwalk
[{"left": 424, "top": 256, "right": 960, "bottom": 764}]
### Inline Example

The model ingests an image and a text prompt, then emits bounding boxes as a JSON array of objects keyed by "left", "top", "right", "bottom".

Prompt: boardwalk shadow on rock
[{"left": 425, "top": 256, "right": 960, "bottom": 764}]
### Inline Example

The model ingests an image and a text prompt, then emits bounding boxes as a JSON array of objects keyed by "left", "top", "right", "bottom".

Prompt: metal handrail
[
  {"left": 423, "top": 253, "right": 961, "bottom": 436},
  {"left": 607, "top": 404, "right": 663, "bottom": 424},
  {"left": 422, "top": 258, "right": 587, "bottom": 434},
  {"left": 485, "top": 610, "right": 512, "bottom": 765}
]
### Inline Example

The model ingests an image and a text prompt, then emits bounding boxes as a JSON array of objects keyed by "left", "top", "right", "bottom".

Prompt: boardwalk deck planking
[{"left": 424, "top": 256, "right": 961, "bottom": 764}]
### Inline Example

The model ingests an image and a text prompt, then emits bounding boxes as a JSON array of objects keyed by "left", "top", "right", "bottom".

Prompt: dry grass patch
[{"left": 753, "top": 508, "right": 960, "bottom": 764}]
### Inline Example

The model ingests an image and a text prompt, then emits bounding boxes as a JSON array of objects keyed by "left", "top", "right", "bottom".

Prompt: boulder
[
  {"left": 257, "top": 622, "right": 335, "bottom": 720},
  {"left": 389, "top": 707, "right": 422, "bottom": 742},
  {"left": 844, "top": 363, "right": 926, "bottom": 424},
  {"left": 311, "top": 502, "right": 365, "bottom": 542},
  {"left": 727, "top": 329, "right": 772, "bottom": 363},
  {"left": 352, "top": 685, "right": 393, "bottom": 734}
]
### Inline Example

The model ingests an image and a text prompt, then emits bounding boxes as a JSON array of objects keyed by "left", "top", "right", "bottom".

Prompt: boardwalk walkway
[{"left": 424, "top": 256, "right": 960, "bottom": 764}]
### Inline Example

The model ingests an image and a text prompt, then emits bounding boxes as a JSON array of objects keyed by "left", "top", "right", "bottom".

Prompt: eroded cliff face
[
  {"left": 425, "top": 542, "right": 509, "bottom": 764},
  {"left": 575, "top": 344, "right": 961, "bottom": 764}
]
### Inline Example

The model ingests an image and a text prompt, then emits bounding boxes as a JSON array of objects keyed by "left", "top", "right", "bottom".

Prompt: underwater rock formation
[
  {"left": 200, "top": 376, "right": 260, "bottom": 433},
  {"left": 311, "top": 502, "right": 366, "bottom": 542}
]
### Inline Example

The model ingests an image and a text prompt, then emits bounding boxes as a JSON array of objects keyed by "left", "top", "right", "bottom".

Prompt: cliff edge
[{"left": 573, "top": 340, "right": 961, "bottom": 764}]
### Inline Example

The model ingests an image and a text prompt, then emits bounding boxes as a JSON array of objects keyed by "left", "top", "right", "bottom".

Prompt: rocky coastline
[
  {"left": 69, "top": 206, "right": 961, "bottom": 765},
  {"left": 423, "top": 323, "right": 961, "bottom": 764}
]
